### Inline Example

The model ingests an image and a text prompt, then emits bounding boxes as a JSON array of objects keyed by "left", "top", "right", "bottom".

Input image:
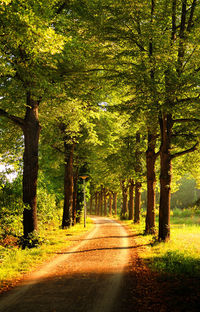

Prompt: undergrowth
[
  {"left": 0, "top": 217, "right": 94, "bottom": 289},
  {"left": 124, "top": 207, "right": 200, "bottom": 277}
]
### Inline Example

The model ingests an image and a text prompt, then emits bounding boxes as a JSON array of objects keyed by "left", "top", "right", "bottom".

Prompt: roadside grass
[
  {"left": 0, "top": 216, "right": 94, "bottom": 289},
  {"left": 124, "top": 208, "right": 200, "bottom": 277}
]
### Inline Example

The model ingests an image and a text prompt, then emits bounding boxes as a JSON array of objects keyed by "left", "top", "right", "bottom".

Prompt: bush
[
  {"left": 37, "top": 188, "right": 59, "bottom": 223},
  {"left": 18, "top": 231, "right": 45, "bottom": 249}
]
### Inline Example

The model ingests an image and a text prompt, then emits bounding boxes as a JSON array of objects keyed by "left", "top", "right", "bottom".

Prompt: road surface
[
  {"left": 0, "top": 217, "right": 132, "bottom": 312},
  {"left": 1, "top": 216, "right": 200, "bottom": 312}
]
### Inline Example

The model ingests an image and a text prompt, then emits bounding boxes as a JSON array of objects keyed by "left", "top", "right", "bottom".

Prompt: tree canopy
[{"left": 1, "top": 0, "right": 200, "bottom": 242}]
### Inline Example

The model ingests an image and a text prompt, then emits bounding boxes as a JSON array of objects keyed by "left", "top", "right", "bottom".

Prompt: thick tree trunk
[
  {"left": 113, "top": 192, "right": 117, "bottom": 215},
  {"left": 133, "top": 132, "right": 142, "bottom": 223},
  {"left": 109, "top": 192, "right": 113, "bottom": 216},
  {"left": 72, "top": 167, "right": 79, "bottom": 226},
  {"left": 95, "top": 192, "right": 98, "bottom": 215},
  {"left": 23, "top": 94, "right": 41, "bottom": 238},
  {"left": 103, "top": 188, "right": 107, "bottom": 216},
  {"left": 128, "top": 179, "right": 134, "bottom": 220},
  {"left": 145, "top": 131, "right": 157, "bottom": 234},
  {"left": 134, "top": 182, "right": 142, "bottom": 223},
  {"left": 159, "top": 113, "right": 173, "bottom": 241},
  {"left": 100, "top": 185, "right": 103, "bottom": 216},
  {"left": 89, "top": 196, "right": 93, "bottom": 215},
  {"left": 62, "top": 142, "right": 74, "bottom": 228},
  {"left": 96, "top": 192, "right": 99, "bottom": 215},
  {"left": 98, "top": 192, "right": 101, "bottom": 215},
  {"left": 121, "top": 180, "right": 128, "bottom": 219},
  {"left": 98, "top": 191, "right": 101, "bottom": 216}
]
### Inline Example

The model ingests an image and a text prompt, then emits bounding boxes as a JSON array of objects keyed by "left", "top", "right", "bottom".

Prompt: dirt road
[
  {"left": 0, "top": 217, "right": 132, "bottom": 312},
  {"left": 1, "top": 217, "right": 200, "bottom": 312}
]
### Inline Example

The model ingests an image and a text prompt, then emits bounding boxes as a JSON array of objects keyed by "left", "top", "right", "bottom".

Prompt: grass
[
  {"left": 0, "top": 217, "right": 94, "bottom": 289},
  {"left": 124, "top": 207, "right": 200, "bottom": 277}
]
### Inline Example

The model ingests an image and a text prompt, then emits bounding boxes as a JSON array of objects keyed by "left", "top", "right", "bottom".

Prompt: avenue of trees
[{"left": 1, "top": 0, "right": 200, "bottom": 244}]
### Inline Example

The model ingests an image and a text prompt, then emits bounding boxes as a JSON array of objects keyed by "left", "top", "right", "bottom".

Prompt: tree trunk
[
  {"left": 133, "top": 132, "right": 142, "bottom": 223},
  {"left": 109, "top": 192, "right": 113, "bottom": 216},
  {"left": 72, "top": 167, "right": 79, "bottom": 226},
  {"left": 76, "top": 181, "right": 83, "bottom": 224},
  {"left": 89, "top": 195, "right": 93, "bottom": 215},
  {"left": 134, "top": 182, "right": 142, "bottom": 223},
  {"left": 95, "top": 192, "right": 98, "bottom": 215},
  {"left": 23, "top": 94, "right": 41, "bottom": 238},
  {"left": 100, "top": 185, "right": 103, "bottom": 216},
  {"left": 145, "top": 131, "right": 157, "bottom": 234},
  {"left": 159, "top": 113, "right": 173, "bottom": 241},
  {"left": 104, "top": 188, "right": 107, "bottom": 216},
  {"left": 121, "top": 180, "right": 128, "bottom": 219},
  {"left": 128, "top": 179, "right": 134, "bottom": 220},
  {"left": 113, "top": 192, "right": 117, "bottom": 215},
  {"left": 62, "top": 142, "right": 74, "bottom": 228},
  {"left": 98, "top": 192, "right": 101, "bottom": 215}
]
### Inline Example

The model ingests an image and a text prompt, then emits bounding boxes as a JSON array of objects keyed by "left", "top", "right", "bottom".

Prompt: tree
[
  {"left": 78, "top": 0, "right": 200, "bottom": 241},
  {"left": 0, "top": 0, "right": 65, "bottom": 237}
]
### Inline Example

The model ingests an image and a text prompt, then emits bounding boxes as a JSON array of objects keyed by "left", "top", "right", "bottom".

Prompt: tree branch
[
  {"left": 175, "top": 95, "right": 200, "bottom": 105},
  {"left": 51, "top": 145, "right": 64, "bottom": 154},
  {"left": 124, "top": 23, "right": 147, "bottom": 52},
  {"left": 171, "top": 0, "right": 177, "bottom": 41},
  {"left": 0, "top": 108, "right": 25, "bottom": 129},
  {"left": 172, "top": 132, "right": 197, "bottom": 139},
  {"left": 171, "top": 142, "right": 198, "bottom": 159},
  {"left": 155, "top": 150, "right": 160, "bottom": 158},
  {"left": 187, "top": 0, "right": 197, "bottom": 32},
  {"left": 173, "top": 118, "right": 200, "bottom": 124}
]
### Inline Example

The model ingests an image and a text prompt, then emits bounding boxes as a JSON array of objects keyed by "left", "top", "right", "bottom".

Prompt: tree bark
[
  {"left": 100, "top": 185, "right": 103, "bottom": 216},
  {"left": 128, "top": 179, "right": 134, "bottom": 220},
  {"left": 23, "top": 93, "right": 41, "bottom": 238},
  {"left": 0, "top": 94, "right": 40, "bottom": 238},
  {"left": 103, "top": 188, "right": 108, "bottom": 216},
  {"left": 145, "top": 131, "right": 157, "bottom": 234},
  {"left": 134, "top": 182, "right": 142, "bottom": 223},
  {"left": 109, "top": 192, "right": 113, "bottom": 216},
  {"left": 113, "top": 192, "right": 117, "bottom": 215},
  {"left": 95, "top": 192, "right": 98, "bottom": 215},
  {"left": 62, "top": 142, "right": 74, "bottom": 228},
  {"left": 72, "top": 167, "right": 79, "bottom": 226},
  {"left": 121, "top": 180, "right": 128, "bottom": 219},
  {"left": 98, "top": 192, "right": 101, "bottom": 215},
  {"left": 159, "top": 113, "right": 173, "bottom": 241},
  {"left": 89, "top": 195, "right": 93, "bottom": 215}
]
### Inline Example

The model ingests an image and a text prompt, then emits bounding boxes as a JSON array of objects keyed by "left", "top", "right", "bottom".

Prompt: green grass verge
[
  {"left": 123, "top": 208, "right": 200, "bottom": 277},
  {"left": 0, "top": 217, "right": 94, "bottom": 288}
]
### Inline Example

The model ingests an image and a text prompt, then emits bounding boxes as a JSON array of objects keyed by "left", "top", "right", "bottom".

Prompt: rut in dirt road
[{"left": 0, "top": 217, "right": 131, "bottom": 312}]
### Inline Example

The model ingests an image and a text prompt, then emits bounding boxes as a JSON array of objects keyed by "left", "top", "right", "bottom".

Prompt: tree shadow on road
[{"left": 55, "top": 244, "right": 150, "bottom": 255}]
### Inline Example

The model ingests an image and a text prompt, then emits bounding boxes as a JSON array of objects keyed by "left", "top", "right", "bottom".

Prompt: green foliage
[
  {"left": 1, "top": 0, "right": 200, "bottom": 248},
  {"left": 37, "top": 188, "right": 58, "bottom": 223},
  {"left": 0, "top": 176, "right": 24, "bottom": 239},
  {"left": 171, "top": 176, "right": 198, "bottom": 209},
  {"left": 0, "top": 172, "right": 62, "bottom": 244}
]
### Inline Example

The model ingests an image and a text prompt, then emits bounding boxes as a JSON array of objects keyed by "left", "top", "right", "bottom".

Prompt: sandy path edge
[
  {"left": 0, "top": 219, "right": 99, "bottom": 311},
  {"left": 0, "top": 217, "right": 130, "bottom": 312}
]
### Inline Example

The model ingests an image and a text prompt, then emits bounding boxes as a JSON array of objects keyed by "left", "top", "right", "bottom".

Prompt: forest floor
[{"left": 0, "top": 216, "right": 199, "bottom": 312}]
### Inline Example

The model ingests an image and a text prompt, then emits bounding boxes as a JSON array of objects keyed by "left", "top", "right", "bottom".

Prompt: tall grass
[
  {"left": 126, "top": 207, "right": 200, "bottom": 277},
  {"left": 0, "top": 217, "right": 94, "bottom": 288}
]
